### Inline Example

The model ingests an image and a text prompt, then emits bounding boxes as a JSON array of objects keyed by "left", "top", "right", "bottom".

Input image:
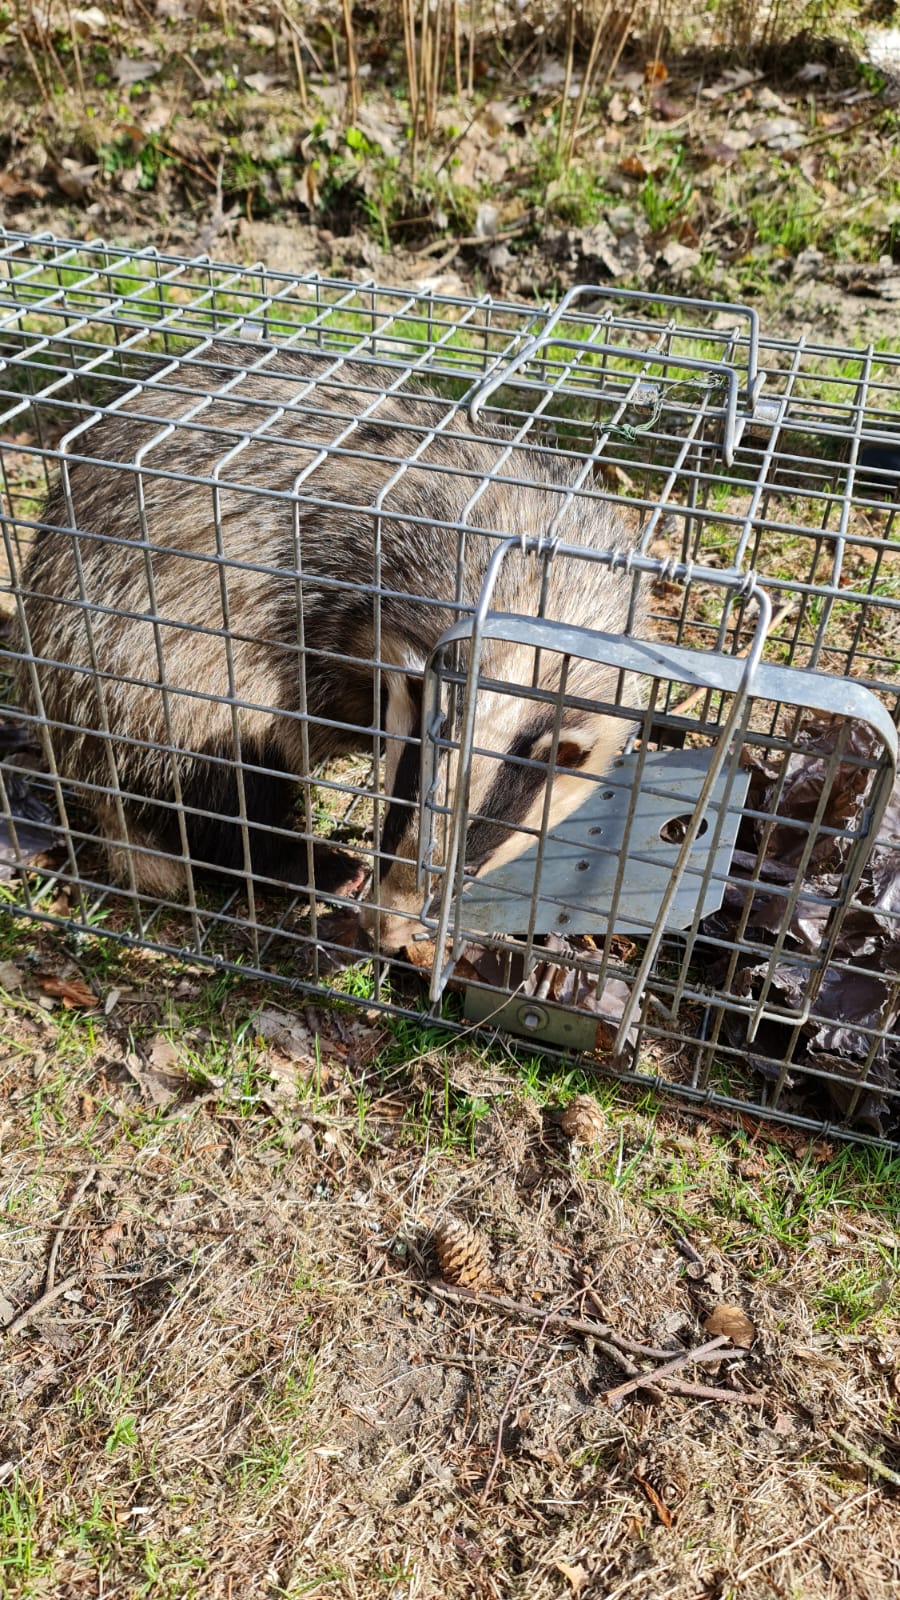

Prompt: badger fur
[{"left": 16, "top": 341, "right": 643, "bottom": 948}]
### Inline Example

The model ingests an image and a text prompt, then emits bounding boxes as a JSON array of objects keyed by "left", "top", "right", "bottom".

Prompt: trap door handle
[{"left": 468, "top": 282, "right": 763, "bottom": 465}]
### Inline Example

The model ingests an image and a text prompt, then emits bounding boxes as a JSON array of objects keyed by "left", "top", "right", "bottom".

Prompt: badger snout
[{"left": 360, "top": 855, "right": 431, "bottom": 953}]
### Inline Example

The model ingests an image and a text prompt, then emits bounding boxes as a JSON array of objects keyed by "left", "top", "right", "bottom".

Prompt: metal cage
[{"left": 2, "top": 230, "right": 899, "bottom": 1148}]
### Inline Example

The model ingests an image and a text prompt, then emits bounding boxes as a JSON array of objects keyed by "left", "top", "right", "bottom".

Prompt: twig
[
  {"left": 428, "top": 1280, "right": 747, "bottom": 1370},
  {"left": 796, "top": 100, "right": 889, "bottom": 153},
  {"left": 829, "top": 1429, "right": 900, "bottom": 1488},
  {"left": 650, "top": 1377, "right": 764, "bottom": 1404},
  {"left": 3, "top": 1274, "right": 81, "bottom": 1338},
  {"left": 604, "top": 1335, "right": 732, "bottom": 1404},
  {"left": 429, "top": 1278, "right": 683, "bottom": 1358},
  {"left": 10, "top": 0, "right": 56, "bottom": 119},
  {"left": 735, "top": 1489, "right": 873, "bottom": 1584},
  {"left": 45, "top": 1164, "right": 97, "bottom": 1294},
  {"left": 428, "top": 1277, "right": 646, "bottom": 1375},
  {"left": 668, "top": 1229, "right": 705, "bottom": 1268},
  {"left": 269, "top": 0, "right": 310, "bottom": 111},
  {"left": 427, "top": 1280, "right": 757, "bottom": 1404},
  {"left": 340, "top": 0, "right": 360, "bottom": 123},
  {"left": 479, "top": 1308, "right": 555, "bottom": 1502},
  {"left": 414, "top": 219, "right": 533, "bottom": 258}
]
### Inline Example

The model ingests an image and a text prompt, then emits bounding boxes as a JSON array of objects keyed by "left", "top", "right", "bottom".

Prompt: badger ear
[{"left": 530, "top": 726, "right": 594, "bottom": 771}]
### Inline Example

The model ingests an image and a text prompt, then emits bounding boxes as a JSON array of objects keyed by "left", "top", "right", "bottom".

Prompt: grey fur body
[{"left": 17, "top": 341, "right": 642, "bottom": 944}]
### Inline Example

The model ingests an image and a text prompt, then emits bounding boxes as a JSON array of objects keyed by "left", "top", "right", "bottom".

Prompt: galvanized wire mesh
[{"left": 2, "top": 230, "right": 899, "bottom": 1148}]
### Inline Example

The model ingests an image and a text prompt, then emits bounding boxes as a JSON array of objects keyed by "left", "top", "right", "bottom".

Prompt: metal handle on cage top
[{"left": 468, "top": 283, "right": 763, "bottom": 467}]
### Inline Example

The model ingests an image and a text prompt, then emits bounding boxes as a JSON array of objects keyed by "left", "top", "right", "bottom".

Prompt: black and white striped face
[{"left": 362, "top": 665, "right": 627, "bottom": 952}]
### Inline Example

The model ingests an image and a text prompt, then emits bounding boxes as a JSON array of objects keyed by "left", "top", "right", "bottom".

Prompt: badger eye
[{"left": 552, "top": 739, "right": 591, "bottom": 771}]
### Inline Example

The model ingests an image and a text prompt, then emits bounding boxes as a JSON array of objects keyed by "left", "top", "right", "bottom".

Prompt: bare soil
[{"left": 2, "top": 931, "right": 899, "bottom": 1598}]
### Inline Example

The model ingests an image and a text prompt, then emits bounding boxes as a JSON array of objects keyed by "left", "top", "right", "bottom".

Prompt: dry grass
[{"left": 2, "top": 920, "right": 899, "bottom": 1599}]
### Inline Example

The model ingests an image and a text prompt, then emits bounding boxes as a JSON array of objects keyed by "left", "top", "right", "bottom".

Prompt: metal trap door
[
  {"left": 457, "top": 744, "right": 749, "bottom": 937},
  {"left": 417, "top": 552, "right": 898, "bottom": 1065}
]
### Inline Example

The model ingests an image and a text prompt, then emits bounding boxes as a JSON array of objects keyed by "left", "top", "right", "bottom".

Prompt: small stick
[
  {"left": 340, "top": 0, "right": 360, "bottom": 122},
  {"left": 428, "top": 1281, "right": 756, "bottom": 1404},
  {"left": 429, "top": 1278, "right": 689, "bottom": 1359},
  {"left": 428, "top": 1280, "right": 746, "bottom": 1369},
  {"left": 45, "top": 1165, "right": 97, "bottom": 1294},
  {"left": 653, "top": 1377, "right": 764, "bottom": 1404},
  {"left": 829, "top": 1429, "right": 900, "bottom": 1488},
  {"left": 3, "top": 1273, "right": 81, "bottom": 1338},
  {"left": 604, "top": 1335, "right": 731, "bottom": 1404},
  {"left": 480, "top": 1308, "right": 555, "bottom": 1503},
  {"left": 428, "top": 1277, "right": 648, "bottom": 1376},
  {"left": 669, "top": 1229, "right": 705, "bottom": 1268},
  {"left": 735, "top": 1489, "right": 873, "bottom": 1584}
]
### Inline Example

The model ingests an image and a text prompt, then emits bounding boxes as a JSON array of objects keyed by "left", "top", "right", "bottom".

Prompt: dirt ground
[
  {"left": 2, "top": 6, "right": 900, "bottom": 1598},
  {"left": 2, "top": 925, "right": 899, "bottom": 1599}
]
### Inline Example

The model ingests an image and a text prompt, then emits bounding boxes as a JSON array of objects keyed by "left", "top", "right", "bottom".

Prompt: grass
[{"left": 2, "top": 910, "right": 900, "bottom": 1598}]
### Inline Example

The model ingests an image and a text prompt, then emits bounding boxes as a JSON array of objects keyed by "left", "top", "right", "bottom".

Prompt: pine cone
[
  {"left": 431, "top": 1215, "right": 491, "bottom": 1288},
  {"left": 559, "top": 1093, "right": 605, "bottom": 1145}
]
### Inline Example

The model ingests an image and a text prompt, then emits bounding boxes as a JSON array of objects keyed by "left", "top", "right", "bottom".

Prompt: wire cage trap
[{"left": 1, "top": 230, "right": 900, "bottom": 1149}]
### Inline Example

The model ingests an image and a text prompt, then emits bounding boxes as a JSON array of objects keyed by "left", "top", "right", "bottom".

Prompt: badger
[{"left": 15, "top": 341, "right": 643, "bottom": 949}]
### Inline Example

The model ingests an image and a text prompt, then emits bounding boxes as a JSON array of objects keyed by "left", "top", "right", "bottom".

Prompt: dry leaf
[
  {"left": 53, "top": 160, "right": 98, "bottom": 200},
  {"left": 0, "top": 961, "right": 23, "bottom": 991},
  {"left": 704, "top": 1303, "right": 756, "bottom": 1348},
  {"left": 0, "top": 171, "right": 48, "bottom": 199},
  {"left": 554, "top": 1560, "right": 589, "bottom": 1593},
  {"left": 632, "top": 1472, "right": 673, "bottom": 1527},
  {"left": 254, "top": 1006, "right": 313, "bottom": 1063},
  {"left": 38, "top": 975, "right": 98, "bottom": 1009},
  {"left": 70, "top": 6, "right": 108, "bottom": 35},
  {"left": 89, "top": 1219, "right": 129, "bottom": 1269},
  {"left": 148, "top": 1035, "right": 180, "bottom": 1072},
  {"left": 113, "top": 57, "right": 161, "bottom": 87},
  {"left": 123, "top": 1046, "right": 182, "bottom": 1109},
  {"left": 644, "top": 59, "right": 668, "bottom": 84}
]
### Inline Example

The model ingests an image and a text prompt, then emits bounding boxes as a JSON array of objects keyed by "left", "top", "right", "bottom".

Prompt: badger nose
[{"left": 359, "top": 900, "right": 430, "bottom": 954}]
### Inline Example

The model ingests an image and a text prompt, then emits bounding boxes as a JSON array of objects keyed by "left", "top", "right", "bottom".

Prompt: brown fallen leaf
[
  {"left": 38, "top": 975, "right": 98, "bottom": 1009},
  {"left": 632, "top": 1472, "right": 673, "bottom": 1528},
  {"left": 89, "top": 1219, "right": 129, "bottom": 1269},
  {"left": 53, "top": 159, "right": 99, "bottom": 200},
  {"left": 147, "top": 1035, "right": 180, "bottom": 1073},
  {"left": 123, "top": 1046, "right": 182, "bottom": 1109},
  {"left": 553, "top": 1560, "right": 589, "bottom": 1593},
  {"left": 0, "top": 171, "right": 48, "bottom": 199},
  {"left": 704, "top": 1303, "right": 756, "bottom": 1348}
]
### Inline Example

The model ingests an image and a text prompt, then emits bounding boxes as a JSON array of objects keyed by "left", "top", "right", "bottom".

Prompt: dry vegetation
[
  {"left": 2, "top": 4, "right": 900, "bottom": 1598},
  {"left": 2, "top": 921, "right": 899, "bottom": 1599},
  {"left": 1, "top": 0, "right": 899, "bottom": 346}
]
